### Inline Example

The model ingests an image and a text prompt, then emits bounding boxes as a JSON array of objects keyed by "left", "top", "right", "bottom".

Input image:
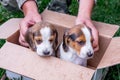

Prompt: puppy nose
[
  {"left": 43, "top": 51, "right": 50, "bottom": 55},
  {"left": 87, "top": 51, "right": 93, "bottom": 57}
]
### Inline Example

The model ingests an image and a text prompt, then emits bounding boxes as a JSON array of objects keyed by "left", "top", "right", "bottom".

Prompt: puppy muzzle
[{"left": 87, "top": 51, "right": 94, "bottom": 58}]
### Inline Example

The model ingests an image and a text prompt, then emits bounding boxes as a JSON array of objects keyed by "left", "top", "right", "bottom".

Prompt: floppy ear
[
  {"left": 86, "top": 27, "right": 92, "bottom": 36},
  {"left": 52, "top": 29, "right": 59, "bottom": 57},
  {"left": 25, "top": 29, "right": 36, "bottom": 51},
  {"left": 53, "top": 29, "right": 58, "bottom": 51},
  {"left": 62, "top": 30, "right": 69, "bottom": 52},
  {"left": 55, "top": 29, "right": 58, "bottom": 48}
]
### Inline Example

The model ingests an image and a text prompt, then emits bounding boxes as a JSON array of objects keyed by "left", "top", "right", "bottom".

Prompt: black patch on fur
[
  {"left": 62, "top": 33, "right": 69, "bottom": 52},
  {"left": 25, "top": 29, "right": 37, "bottom": 51},
  {"left": 54, "top": 29, "right": 58, "bottom": 47},
  {"left": 69, "top": 34, "right": 77, "bottom": 41},
  {"left": 87, "top": 27, "right": 92, "bottom": 36},
  {"left": 52, "top": 29, "right": 58, "bottom": 50}
]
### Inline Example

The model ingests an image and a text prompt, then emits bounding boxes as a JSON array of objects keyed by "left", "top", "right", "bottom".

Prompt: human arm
[
  {"left": 76, "top": 0, "right": 99, "bottom": 52},
  {"left": 18, "top": 0, "right": 42, "bottom": 47}
]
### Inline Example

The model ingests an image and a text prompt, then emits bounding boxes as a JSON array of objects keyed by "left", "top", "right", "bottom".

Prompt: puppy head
[
  {"left": 25, "top": 22, "right": 58, "bottom": 56},
  {"left": 63, "top": 24, "right": 94, "bottom": 59}
]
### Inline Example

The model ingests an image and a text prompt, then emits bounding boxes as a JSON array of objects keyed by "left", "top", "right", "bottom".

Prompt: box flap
[
  {"left": 98, "top": 37, "right": 120, "bottom": 69},
  {"left": 42, "top": 10, "right": 119, "bottom": 38},
  {"left": 0, "top": 42, "right": 95, "bottom": 80},
  {"left": 0, "top": 10, "right": 119, "bottom": 39},
  {"left": 0, "top": 18, "right": 22, "bottom": 39},
  {"left": 88, "top": 35, "right": 112, "bottom": 68},
  {"left": 93, "top": 21, "right": 119, "bottom": 38}
]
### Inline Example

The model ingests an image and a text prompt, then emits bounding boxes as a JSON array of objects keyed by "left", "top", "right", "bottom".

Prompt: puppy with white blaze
[
  {"left": 25, "top": 22, "right": 58, "bottom": 56},
  {"left": 59, "top": 24, "right": 94, "bottom": 66}
]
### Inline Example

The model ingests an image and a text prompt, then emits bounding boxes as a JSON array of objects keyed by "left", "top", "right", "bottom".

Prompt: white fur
[
  {"left": 79, "top": 27, "right": 94, "bottom": 59},
  {"left": 36, "top": 27, "right": 54, "bottom": 56},
  {"left": 60, "top": 26, "right": 94, "bottom": 66},
  {"left": 60, "top": 43, "right": 87, "bottom": 66}
]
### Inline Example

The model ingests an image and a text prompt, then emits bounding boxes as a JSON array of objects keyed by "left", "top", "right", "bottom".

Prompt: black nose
[
  {"left": 43, "top": 51, "right": 50, "bottom": 55},
  {"left": 87, "top": 51, "right": 93, "bottom": 57}
]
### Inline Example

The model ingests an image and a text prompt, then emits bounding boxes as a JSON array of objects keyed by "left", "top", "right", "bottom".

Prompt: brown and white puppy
[
  {"left": 59, "top": 24, "right": 94, "bottom": 66},
  {"left": 25, "top": 22, "right": 58, "bottom": 56}
]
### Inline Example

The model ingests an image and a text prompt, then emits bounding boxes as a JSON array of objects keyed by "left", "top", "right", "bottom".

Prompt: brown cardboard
[
  {"left": 0, "top": 41, "right": 95, "bottom": 80},
  {"left": 0, "top": 10, "right": 120, "bottom": 80},
  {"left": 41, "top": 10, "right": 118, "bottom": 38},
  {"left": 0, "top": 18, "right": 22, "bottom": 39},
  {"left": 88, "top": 35, "right": 112, "bottom": 68},
  {"left": 41, "top": 10, "right": 119, "bottom": 68},
  {"left": 98, "top": 37, "right": 120, "bottom": 69}
]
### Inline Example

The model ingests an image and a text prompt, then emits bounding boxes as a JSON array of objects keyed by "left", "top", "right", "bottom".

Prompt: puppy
[
  {"left": 25, "top": 22, "right": 58, "bottom": 56},
  {"left": 59, "top": 24, "right": 94, "bottom": 66}
]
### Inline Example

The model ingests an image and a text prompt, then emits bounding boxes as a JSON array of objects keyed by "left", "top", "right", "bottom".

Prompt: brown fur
[
  {"left": 63, "top": 24, "right": 86, "bottom": 55},
  {"left": 25, "top": 22, "right": 58, "bottom": 52}
]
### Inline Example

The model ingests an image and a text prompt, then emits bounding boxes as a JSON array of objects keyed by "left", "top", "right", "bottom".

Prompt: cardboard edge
[
  {"left": 41, "top": 10, "right": 119, "bottom": 38},
  {"left": 97, "top": 37, "right": 120, "bottom": 69},
  {"left": 0, "top": 18, "right": 22, "bottom": 39},
  {"left": 41, "top": 10, "right": 76, "bottom": 28},
  {"left": 93, "top": 21, "right": 120, "bottom": 38},
  {"left": 0, "top": 41, "right": 95, "bottom": 80},
  {"left": 0, "top": 10, "right": 119, "bottom": 79}
]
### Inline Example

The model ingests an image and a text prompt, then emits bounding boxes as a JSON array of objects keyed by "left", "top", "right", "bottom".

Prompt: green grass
[
  {"left": 0, "top": 0, "right": 120, "bottom": 79},
  {"left": 0, "top": 4, "right": 23, "bottom": 25},
  {"left": 92, "top": 0, "right": 120, "bottom": 26},
  {"left": 0, "top": 68, "right": 5, "bottom": 79},
  {"left": 0, "top": 39, "right": 5, "bottom": 48},
  {"left": 105, "top": 64, "right": 120, "bottom": 80}
]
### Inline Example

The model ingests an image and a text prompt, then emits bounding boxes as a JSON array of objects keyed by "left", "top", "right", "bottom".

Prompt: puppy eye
[
  {"left": 77, "top": 41, "right": 85, "bottom": 45},
  {"left": 49, "top": 39, "right": 53, "bottom": 43},
  {"left": 36, "top": 40, "right": 42, "bottom": 44}
]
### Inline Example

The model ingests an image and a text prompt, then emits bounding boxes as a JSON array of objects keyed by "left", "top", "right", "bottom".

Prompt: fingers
[
  {"left": 86, "top": 21, "right": 99, "bottom": 52},
  {"left": 76, "top": 18, "right": 99, "bottom": 52},
  {"left": 19, "top": 20, "right": 28, "bottom": 36},
  {"left": 18, "top": 13, "right": 42, "bottom": 47},
  {"left": 93, "top": 45, "right": 99, "bottom": 52},
  {"left": 19, "top": 33, "right": 29, "bottom": 47},
  {"left": 19, "top": 20, "right": 29, "bottom": 47},
  {"left": 19, "top": 16, "right": 42, "bottom": 46},
  {"left": 19, "top": 19, "right": 35, "bottom": 47}
]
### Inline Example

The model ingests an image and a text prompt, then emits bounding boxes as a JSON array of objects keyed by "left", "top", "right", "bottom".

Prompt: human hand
[
  {"left": 19, "top": 12, "right": 42, "bottom": 47},
  {"left": 18, "top": 0, "right": 42, "bottom": 47},
  {"left": 76, "top": 17, "right": 99, "bottom": 52}
]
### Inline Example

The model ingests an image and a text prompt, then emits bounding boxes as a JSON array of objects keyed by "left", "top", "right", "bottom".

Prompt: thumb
[{"left": 19, "top": 20, "right": 29, "bottom": 37}]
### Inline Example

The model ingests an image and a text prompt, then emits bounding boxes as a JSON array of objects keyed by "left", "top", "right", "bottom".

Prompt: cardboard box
[{"left": 0, "top": 10, "right": 120, "bottom": 80}]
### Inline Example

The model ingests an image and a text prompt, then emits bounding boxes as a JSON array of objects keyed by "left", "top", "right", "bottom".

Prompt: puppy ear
[
  {"left": 53, "top": 29, "right": 59, "bottom": 57},
  {"left": 25, "top": 29, "right": 36, "bottom": 51},
  {"left": 53, "top": 29, "right": 58, "bottom": 51},
  {"left": 62, "top": 30, "right": 69, "bottom": 52},
  {"left": 55, "top": 29, "right": 58, "bottom": 48}
]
